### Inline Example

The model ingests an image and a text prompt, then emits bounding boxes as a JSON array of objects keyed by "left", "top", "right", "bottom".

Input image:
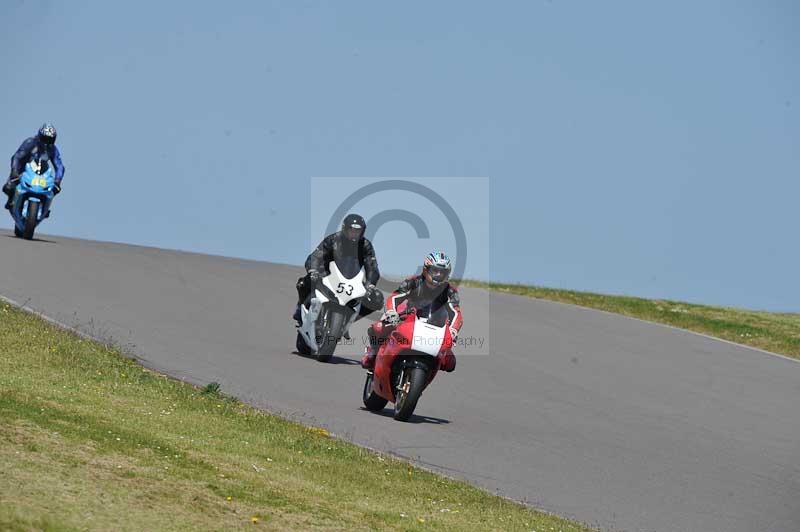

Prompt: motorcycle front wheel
[
  {"left": 316, "top": 307, "right": 345, "bottom": 362},
  {"left": 393, "top": 367, "right": 427, "bottom": 421},
  {"left": 23, "top": 202, "right": 38, "bottom": 240}
]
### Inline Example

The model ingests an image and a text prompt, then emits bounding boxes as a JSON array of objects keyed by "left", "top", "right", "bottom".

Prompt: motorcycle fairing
[
  {"left": 298, "top": 261, "right": 366, "bottom": 353},
  {"left": 11, "top": 161, "right": 56, "bottom": 233}
]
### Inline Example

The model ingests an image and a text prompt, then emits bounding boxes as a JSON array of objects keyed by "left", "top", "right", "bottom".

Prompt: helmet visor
[
  {"left": 427, "top": 266, "right": 450, "bottom": 283},
  {"left": 343, "top": 226, "right": 363, "bottom": 241}
]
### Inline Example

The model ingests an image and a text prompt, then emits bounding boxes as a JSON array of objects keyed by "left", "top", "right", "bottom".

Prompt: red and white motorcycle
[{"left": 362, "top": 305, "right": 455, "bottom": 421}]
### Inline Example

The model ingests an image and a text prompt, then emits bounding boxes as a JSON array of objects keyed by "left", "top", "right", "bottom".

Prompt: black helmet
[
  {"left": 37, "top": 123, "right": 57, "bottom": 145},
  {"left": 341, "top": 213, "right": 366, "bottom": 242}
]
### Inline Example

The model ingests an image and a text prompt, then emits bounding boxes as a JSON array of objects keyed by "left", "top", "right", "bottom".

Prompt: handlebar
[{"left": 381, "top": 307, "right": 450, "bottom": 328}]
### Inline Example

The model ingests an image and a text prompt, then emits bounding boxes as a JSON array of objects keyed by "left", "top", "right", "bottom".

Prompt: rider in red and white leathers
[{"left": 361, "top": 251, "right": 462, "bottom": 372}]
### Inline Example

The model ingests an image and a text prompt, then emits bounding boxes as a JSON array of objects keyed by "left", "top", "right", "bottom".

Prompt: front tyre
[
  {"left": 316, "top": 308, "right": 345, "bottom": 363},
  {"left": 362, "top": 372, "right": 388, "bottom": 412},
  {"left": 393, "top": 367, "right": 427, "bottom": 421},
  {"left": 23, "top": 202, "right": 39, "bottom": 240}
]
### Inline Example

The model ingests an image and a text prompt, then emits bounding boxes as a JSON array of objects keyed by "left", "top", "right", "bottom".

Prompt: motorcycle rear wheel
[
  {"left": 295, "top": 331, "right": 311, "bottom": 356},
  {"left": 362, "top": 372, "right": 388, "bottom": 412}
]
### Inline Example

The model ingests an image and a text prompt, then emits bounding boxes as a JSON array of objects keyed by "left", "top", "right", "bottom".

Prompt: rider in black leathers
[{"left": 293, "top": 214, "right": 382, "bottom": 325}]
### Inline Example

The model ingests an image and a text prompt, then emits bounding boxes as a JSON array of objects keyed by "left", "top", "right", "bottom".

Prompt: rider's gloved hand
[
  {"left": 307, "top": 270, "right": 321, "bottom": 284},
  {"left": 449, "top": 326, "right": 459, "bottom": 341},
  {"left": 363, "top": 284, "right": 384, "bottom": 312},
  {"left": 383, "top": 309, "right": 400, "bottom": 327},
  {"left": 53, "top": 183, "right": 61, "bottom": 195}
]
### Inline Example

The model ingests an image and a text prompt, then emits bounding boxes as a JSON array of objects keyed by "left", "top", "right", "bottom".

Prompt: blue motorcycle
[{"left": 9, "top": 157, "right": 57, "bottom": 240}]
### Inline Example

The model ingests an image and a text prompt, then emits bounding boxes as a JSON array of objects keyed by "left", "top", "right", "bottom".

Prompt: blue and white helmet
[
  {"left": 423, "top": 250, "right": 452, "bottom": 286},
  {"left": 37, "top": 123, "right": 57, "bottom": 145}
]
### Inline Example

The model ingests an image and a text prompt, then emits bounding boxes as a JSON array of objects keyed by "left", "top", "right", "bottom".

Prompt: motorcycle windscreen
[
  {"left": 411, "top": 318, "right": 447, "bottom": 356},
  {"left": 414, "top": 303, "right": 450, "bottom": 327},
  {"left": 332, "top": 250, "right": 362, "bottom": 279},
  {"left": 23, "top": 162, "right": 55, "bottom": 190}
]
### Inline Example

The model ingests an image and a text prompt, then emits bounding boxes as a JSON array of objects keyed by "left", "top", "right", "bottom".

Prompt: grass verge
[
  {"left": 460, "top": 280, "right": 800, "bottom": 360},
  {"left": 0, "top": 301, "right": 591, "bottom": 531}
]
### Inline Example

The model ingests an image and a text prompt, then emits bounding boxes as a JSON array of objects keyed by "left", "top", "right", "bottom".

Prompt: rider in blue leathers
[{"left": 4, "top": 123, "right": 65, "bottom": 210}]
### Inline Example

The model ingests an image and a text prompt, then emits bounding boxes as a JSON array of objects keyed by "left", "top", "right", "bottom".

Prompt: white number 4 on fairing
[{"left": 336, "top": 282, "right": 354, "bottom": 296}]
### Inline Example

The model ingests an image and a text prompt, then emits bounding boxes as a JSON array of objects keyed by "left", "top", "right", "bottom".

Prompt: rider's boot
[
  {"left": 2, "top": 182, "right": 14, "bottom": 210},
  {"left": 440, "top": 351, "right": 456, "bottom": 372},
  {"left": 361, "top": 345, "right": 377, "bottom": 370}
]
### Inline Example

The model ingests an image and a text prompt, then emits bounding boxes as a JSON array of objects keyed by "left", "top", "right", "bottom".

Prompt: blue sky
[{"left": 2, "top": 1, "right": 798, "bottom": 311}]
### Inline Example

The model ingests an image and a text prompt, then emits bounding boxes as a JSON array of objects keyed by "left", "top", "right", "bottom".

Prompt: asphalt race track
[{"left": 1, "top": 232, "right": 798, "bottom": 532}]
